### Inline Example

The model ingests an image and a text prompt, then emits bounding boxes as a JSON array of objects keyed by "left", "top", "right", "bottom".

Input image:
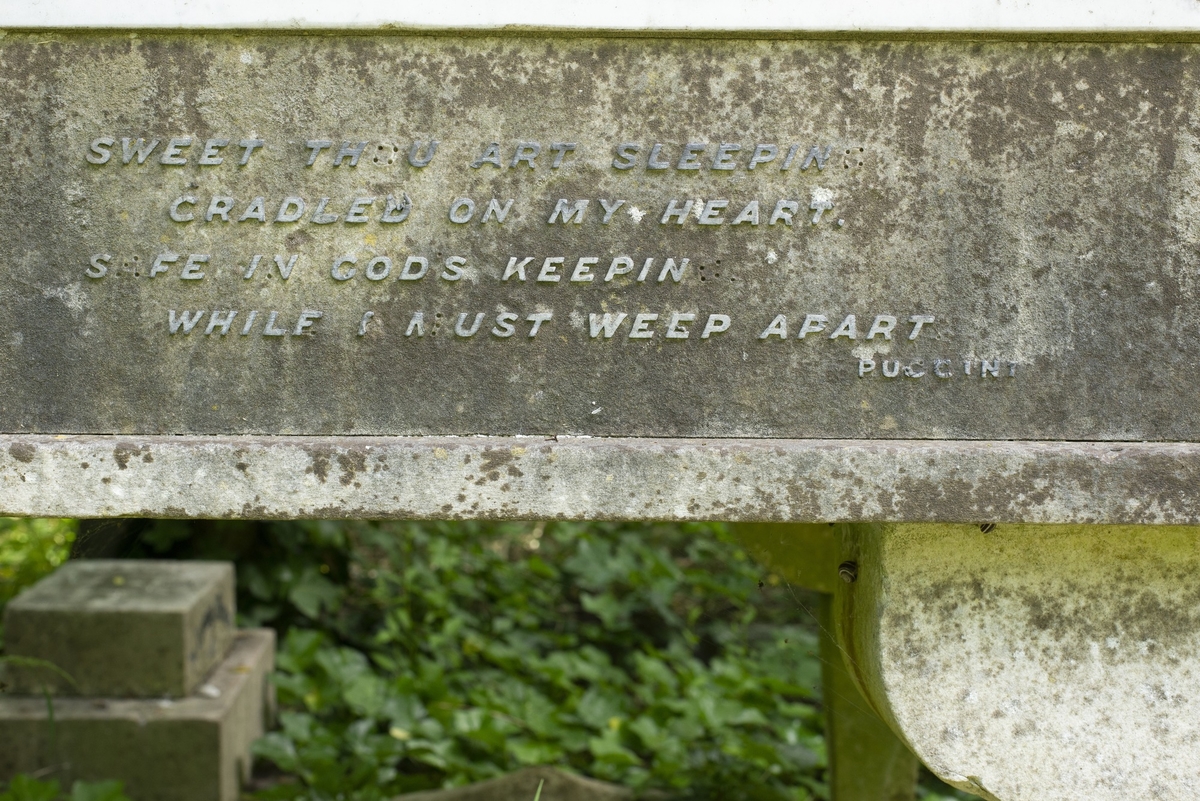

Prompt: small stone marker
[
  {"left": 3, "top": 560, "right": 234, "bottom": 697},
  {"left": 0, "top": 561, "right": 272, "bottom": 801}
]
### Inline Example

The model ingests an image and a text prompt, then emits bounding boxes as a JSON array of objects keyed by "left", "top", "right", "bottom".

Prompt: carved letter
[
  {"left": 701, "top": 314, "right": 731, "bottom": 338},
  {"left": 87, "top": 137, "right": 114, "bottom": 165},
  {"left": 628, "top": 313, "right": 658, "bottom": 338},
  {"left": 503, "top": 257, "right": 534, "bottom": 281},
  {"left": 159, "top": 137, "right": 192, "bottom": 165},
  {"left": 908, "top": 315, "right": 935, "bottom": 340},
  {"left": 87, "top": 254, "right": 110, "bottom": 279},
  {"left": 170, "top": 196, "right": 196, "bottom": 222},
  {"left": 331, "top": 255, "right": 357, "bottom": 281},
  {"left": 168, "top": 309, "right": 204, "bottom": 334},
  {"left": 482, "top": 198, "right": 513, "bottom": 224},
  {"left": 380, "top": 194, "right": 411, "bottom": 224},
  {"left": 657, "top": 258, "right": 688, "bottom": 283},
  {"left": 399, "top": 257, "right": 429, "bottom": 281},
  {"left": 455, "top": 312, "right": 485, "bottom": 337},
  {"left": 548, "top": 199, "right": 588, "bottom": 224},
  {"left": 526, "top": 312, "right": 553, "bottom": 337},
  {"left": 408, "top": 140, "right": 438, "bottom": 167},
  {"left": 449, "top": 198, "right": 475, "bottom": 223},
  {"left": 661, "top": 199, "right": 693, "bottom": 224},
  {"left": 276, "top": 197, "right": 305, "bottom": 223},
  {"left": 829, "top": 315, "right": 857, "bottom": 339},
  {"left": 797, "top": 314, "right": 828, "bottom": 338},
  {"left": 492, "top": 312, "right": 519, "bottom": 338},
  {"left": 758, "top": 315, "right": 788, "bottom": 340},
  {"left": 510, "top": 142, "right": 541, "bottom": 168},
  {"left": 612, "top": 143, "right": 639, "bottom": 170},
  {"left": 604, "top": 257, "right": 634, "bottom": 281},
  {"left": 866, "top": 315, "right": 897, "bottom": 340},
  {"left": 470, "top": 143, "right": 503, "bottom": 169},
  {"left": 293, "top": 310, "right": 323, "bottom": 335},
  {"left": 665, "top": 313, "right": 696, "bottom": 339}
]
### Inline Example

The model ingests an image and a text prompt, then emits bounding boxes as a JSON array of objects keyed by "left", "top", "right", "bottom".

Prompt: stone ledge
[
  {"left": 0, "top": 435, "right": 1196, "bottom": 524},
  {"left": 0, "top": 628, "right": 276, "bottom": 801}
]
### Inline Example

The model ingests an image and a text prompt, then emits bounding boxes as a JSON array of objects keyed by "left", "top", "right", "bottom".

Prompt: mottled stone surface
[
  {"left": 838, "top": 523, "right": 1200, "bottom": 801},
  {"left": 0, "top": 628, "right": 275, "bottom": 801},
  {"left": 2, "top": 559, "right": 234, "bottom": 697},
  {"left": 0, "top": 34, "right": 1197, "bottom": 439},
  {"left": 0, "top": 434, "right": 1196, "bottom": 523}
]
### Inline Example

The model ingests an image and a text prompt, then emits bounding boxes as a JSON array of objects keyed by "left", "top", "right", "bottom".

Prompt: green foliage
[
  {"left": 0, "top": 777, "right": 129, "bottom": 801},
  {"left": 0, "top": 518, "right": 75, "bottom": 617},
  {"left": 139, "top": 519, "right": 828, "bottom": 801},
  {"left": 0, "top": 517, "right": 74, "bottom": 649},
  {"left": 1, "top": 516, "right": 977, "bottom": 801}
]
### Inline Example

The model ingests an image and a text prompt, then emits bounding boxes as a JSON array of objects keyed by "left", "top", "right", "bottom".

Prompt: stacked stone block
[{"left": 0, "top": 560, "right": 275, "bottom": 801}]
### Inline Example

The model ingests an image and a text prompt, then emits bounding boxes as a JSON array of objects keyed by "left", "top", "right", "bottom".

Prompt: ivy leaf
[
  {"left": 68, "top": 781, "right": 130, "bottom": 801},
  {"left": 287, "top": 567, "right": 341, "bottom": 619},
  {"left": 0, "top": 775, "right": 60, "bottom": 801},
  {"left": 588, "top": 729, "right": 642, "bottom": 767}
]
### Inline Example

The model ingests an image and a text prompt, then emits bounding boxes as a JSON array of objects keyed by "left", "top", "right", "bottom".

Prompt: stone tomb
[
  {"left": 0, "top": 560, "right": 275, "bottom": 801},
  {"left": 0, "top": 19, "right": 1199, "bottom": 801}
]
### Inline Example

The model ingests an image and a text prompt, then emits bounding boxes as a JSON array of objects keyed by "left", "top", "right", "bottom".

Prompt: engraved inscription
[{"left": 3, "top": 34, "right": 1180, "bottom": 439}]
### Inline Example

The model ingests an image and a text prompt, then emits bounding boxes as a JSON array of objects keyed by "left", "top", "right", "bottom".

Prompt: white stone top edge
[{"left": 4, "top": 0, "right": 1200, "bottom": 33}]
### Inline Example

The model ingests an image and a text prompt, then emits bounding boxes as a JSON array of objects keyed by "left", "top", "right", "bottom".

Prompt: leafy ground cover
[
  {"left": 3, "top": 518, "right": 973, "bottom": 801},
  {"left": 136, "top": 520, "right": 828, "bottom": 801},
  {"left": 0, "top": 776, "right": 129, "bottom": 801}
]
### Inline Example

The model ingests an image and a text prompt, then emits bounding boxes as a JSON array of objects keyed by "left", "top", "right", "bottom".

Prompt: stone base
[{"left": 0, "top": 628, "right": 275, "bottom": 801}]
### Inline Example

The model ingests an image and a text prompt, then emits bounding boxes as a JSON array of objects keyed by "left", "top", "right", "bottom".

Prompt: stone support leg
[
  {"left": 836, "top": 523, "right": 1200, "bottom": 801},
  {"left": 817, "top": 595, "right": 919, "bottom": 801},
  {"left": 735, "top": 524, "right": 918, "bottom": 801}
]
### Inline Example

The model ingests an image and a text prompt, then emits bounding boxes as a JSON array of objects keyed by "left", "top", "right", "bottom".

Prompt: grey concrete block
[
  {"left": 0, "top": 628, "right": 276, "bottom": 801},
  {"left": 2, "top": 560, "right": 235, "bottom": 697}
]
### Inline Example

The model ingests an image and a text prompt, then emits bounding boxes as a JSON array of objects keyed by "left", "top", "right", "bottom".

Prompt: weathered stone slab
[
  {"left": 0, "top": 34, "right": 1197, "bottom": 441},
  {"left": 2, "top": 559, "right": 234, "bottom": 697},
  {"left": 0, "top": 628, "right": 275, "bottom": 801}
]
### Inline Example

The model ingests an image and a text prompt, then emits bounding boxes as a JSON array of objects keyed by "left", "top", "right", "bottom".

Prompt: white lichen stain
[
  {"left": 42, "top": 282, "right": 86, "bottom": 314},
  {"left": 627, "top": 206, "right": 645, "bottom": 223},
  {"left": 852, "top": 342, "right": 893, "bottom": 359},
  {"left": 809, "top": 187, "right": 835, "bottom": 223}
]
